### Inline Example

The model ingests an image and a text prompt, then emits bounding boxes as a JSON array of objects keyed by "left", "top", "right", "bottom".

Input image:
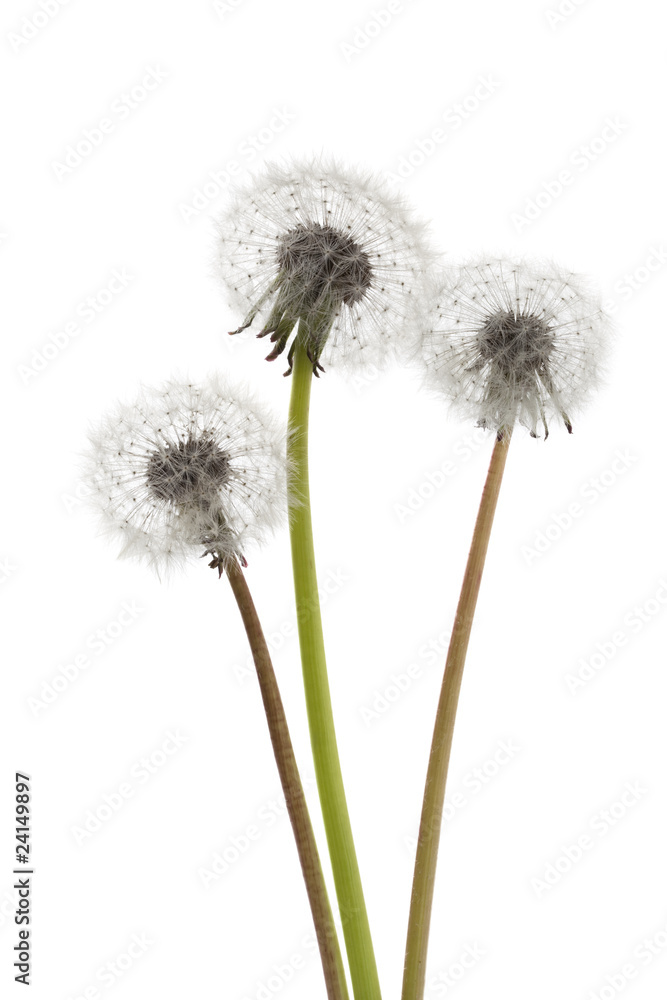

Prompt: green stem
[
  {"left": 225, "top": 556, "right": 350, "bottom": 1000},
  {"left": 287, "top": 342, "right": 382, "bottom": 1000},
  {"left": 401, "top": 429, "right": 512, "bottom": 1000}
]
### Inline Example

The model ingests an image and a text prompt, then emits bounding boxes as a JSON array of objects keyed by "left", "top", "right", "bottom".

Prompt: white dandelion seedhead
[
  {"left": 84, "top": 376, "right": 288, "bottom": 576},
  {"left": 214, "top": 157, "right": 435, "bottom": 376},
  {"left": 418, "top": 257, "right": 612, "bottom": 438}
]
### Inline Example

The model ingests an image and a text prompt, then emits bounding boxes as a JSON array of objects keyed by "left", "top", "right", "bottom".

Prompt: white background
[{"left": 1, "top": 1, "right": 666, "bottom": 999}]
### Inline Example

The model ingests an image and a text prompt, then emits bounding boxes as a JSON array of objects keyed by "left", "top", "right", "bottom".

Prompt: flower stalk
[
  {"left": 225, "top": 555, "right": 349, "bottom": 1000},
  {"left": 288, "top": 339, "right": 382, "bottom": 1000},
  {"left": 401, "top": 429, "right": 512, "bottom": 1000}
]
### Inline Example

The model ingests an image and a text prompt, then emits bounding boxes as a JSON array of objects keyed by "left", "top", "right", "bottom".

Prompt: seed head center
[
  {"left": 479, "top": 310, "right": 554, "bottom": 378},
  {"left": 276, "top": 222, "right": 372, "bottom": 306},
  {"left": 146, "top": 436, "right": 230, "bottom": 504}
]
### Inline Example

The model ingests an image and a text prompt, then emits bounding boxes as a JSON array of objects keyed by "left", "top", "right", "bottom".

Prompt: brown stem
[
  {"left": 401, "top": 429, "right": 512, "bottom": 1000},
  {"left": 225, "top": 556, "right": 350, "bottom": 1000}
]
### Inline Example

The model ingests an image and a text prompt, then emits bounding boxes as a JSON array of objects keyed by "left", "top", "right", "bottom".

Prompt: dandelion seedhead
[
  {"left": 418, "top": 257, "right": 611, "bottom": 437},
  {"left": 214, "top": 157, "right": 434, "bottom": 376},
  {"left": 84, "top": 376, "right": 288, "bottom": 576}
]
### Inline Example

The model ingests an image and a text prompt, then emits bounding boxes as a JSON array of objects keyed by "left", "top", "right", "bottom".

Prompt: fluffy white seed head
[
  {"left": 214, "top": 156, "right": 435, "bottom": 376},
  {"left": 84, "top": 376, "right": 288, "bottom": 576},
  {"left": 418, "top": 257, "right": 612, "bottom": 437}
]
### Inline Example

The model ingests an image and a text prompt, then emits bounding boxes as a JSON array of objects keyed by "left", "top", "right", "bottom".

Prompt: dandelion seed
[
  {"left": 418, "top": 257, "right": 612, "bottom": 437},
  {"left": 84, "top": 376, "right": 287, "bottom": 575},
  {"left": 214, "top": 157, "right": 434, "bottom": 375}
]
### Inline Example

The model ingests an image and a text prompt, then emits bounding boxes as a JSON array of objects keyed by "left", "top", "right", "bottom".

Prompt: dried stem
[
  {"left": 401, "top": 429, "right": 512, "bottom": 1000},
  {"left": 225, "top": 556, "right": 350, "bottom": 1000}
]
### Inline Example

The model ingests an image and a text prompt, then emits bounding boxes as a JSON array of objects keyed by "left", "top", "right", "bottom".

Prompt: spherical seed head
[
  {"left": 418, "top": 257, "right": 612, "bottom": 437},
  {"left": 214, "top": 157, "right": 435, "bottom": 375},
  {"left": 84, "top": 376, "right": 288, "bottom": 576}
]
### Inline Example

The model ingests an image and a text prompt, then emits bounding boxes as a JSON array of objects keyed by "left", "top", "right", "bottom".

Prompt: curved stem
[
  {"left": 287, "top": 342, "right": 382, "bottom": 1000},
  {"left": 225, "top": 556, "right": 349, "bottom": 1000},
  {"left": 401, "top": 429, "right": 512, "bottom": 1000}
]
